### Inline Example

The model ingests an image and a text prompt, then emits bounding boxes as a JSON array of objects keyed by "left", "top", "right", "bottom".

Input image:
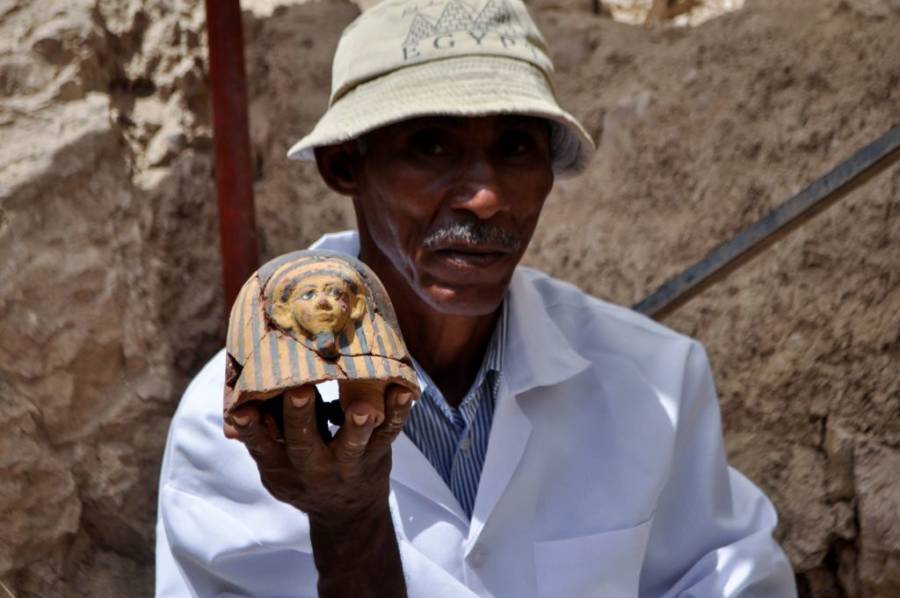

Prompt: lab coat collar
[
  {"left": 308, "top": 231, "right": 593, "bottom": 537},
  {"left": 308, "top": 230, "right": 360, "bottom": 255},
  {"left": 502, "top": 269, "right": 592, "bottom": 396}
]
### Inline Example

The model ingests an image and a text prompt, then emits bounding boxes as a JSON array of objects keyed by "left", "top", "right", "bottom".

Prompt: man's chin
[{"left": 418, "top": 283, "right": 507, "bottom": 317}]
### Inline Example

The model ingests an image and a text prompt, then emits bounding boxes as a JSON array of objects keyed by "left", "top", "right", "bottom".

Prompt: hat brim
[{"left": 286, "top": 55, "right": 595, "bottom": 177}]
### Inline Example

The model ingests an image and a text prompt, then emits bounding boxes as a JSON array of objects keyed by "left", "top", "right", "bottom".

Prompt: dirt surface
[{"left": 1, "top": 0, "right": 898, "bottom": 595}]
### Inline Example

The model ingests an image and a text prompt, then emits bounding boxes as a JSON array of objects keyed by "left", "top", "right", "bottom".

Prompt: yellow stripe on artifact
[
  {"left": 240, "top": 278, "right": 262, "bottom": 364},
  {"left": 257, "top": 333, "right": 273, "bottom": 388}
]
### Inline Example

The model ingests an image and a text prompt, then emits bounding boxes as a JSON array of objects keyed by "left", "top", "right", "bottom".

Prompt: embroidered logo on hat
[
  {"left": 401, "top": 0, "right": 525, "bottom": 61},
  {"left": 334, "top": 0, "right": 552, "bottom": 98}
]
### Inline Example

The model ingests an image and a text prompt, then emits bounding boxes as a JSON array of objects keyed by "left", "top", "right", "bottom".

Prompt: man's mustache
[{"left": 423, "top": 222, "right": 523, "bottom": 252}]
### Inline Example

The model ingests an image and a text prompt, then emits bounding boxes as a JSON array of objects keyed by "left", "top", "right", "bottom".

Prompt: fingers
[
  {"left": 368, "top": 385, "right": 415, "bottom": 453},
  {"left": 282, "top": 386, "right": 327, "bottom": 468},
  {"left": 223, "top": 384, "right": 240, "bottom": 439},
  {"left": 331, "top": 400, "right": 380, "bottom": 475},
  {"left": 229, "top": 404, "right": 289, "bottom": 471},
  {"left": 224, "top": 417, "right": 241, "bottom": 440}
]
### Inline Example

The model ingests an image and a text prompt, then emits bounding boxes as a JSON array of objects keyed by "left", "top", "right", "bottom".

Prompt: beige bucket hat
[{"left": 287, "top": 0, "right": 595, "bottom": 176}]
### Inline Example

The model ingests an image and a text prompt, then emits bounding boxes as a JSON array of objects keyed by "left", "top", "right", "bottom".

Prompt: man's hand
[
  {"left": 225, "top": 384, "right": 413, "bottom": 598},
  {"left": 226, "top": 384, "right": 412, "bottom": 518}
]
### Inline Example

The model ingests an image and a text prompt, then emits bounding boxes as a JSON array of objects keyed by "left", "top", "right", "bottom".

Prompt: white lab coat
[{"left": 155, "top": 231, "right": 796, "bottom": 597}]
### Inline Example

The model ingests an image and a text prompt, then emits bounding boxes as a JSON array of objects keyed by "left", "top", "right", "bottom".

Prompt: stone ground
[{"left": 0, "top": 0, "right": 897, "bottom": 596}]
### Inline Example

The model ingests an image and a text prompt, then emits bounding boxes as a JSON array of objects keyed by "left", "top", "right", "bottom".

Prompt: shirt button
[{"left": 459, "top": 437, "right": 471, "bottom": 452}]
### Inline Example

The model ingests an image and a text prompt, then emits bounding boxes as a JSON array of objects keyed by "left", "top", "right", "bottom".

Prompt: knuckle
[
  {"left": 285, "top": 443, "right": 315, "bottom": 464},
  {"left": 259, "top": 464, "right": 286, "bottom": 479},
  {"left": 387, "top": 399, "right": 411, "bottom": 419},
  {"left": 378, "top": 423, "right": 401, "bottom": 440},
  {"left": 375, "top": 410, "right": 407, "bottom": 440},
  {"left": 336, "top": 440, "right": 367, "bottom": 463},
  {"left": 246, "top": 444, "right": 271, "bottom": 463},
  {"left": 337, "top": 460, "right": 362, "bottom": 480},
  {"left": 386, "top": 413, "right": 406, "bottom": 430},
  {"left": 235, "top": 425, "right": 261, "bottom": 444}
]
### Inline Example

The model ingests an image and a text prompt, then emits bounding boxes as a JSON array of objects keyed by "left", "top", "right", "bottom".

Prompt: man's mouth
[
  {"left": 433, "top": 247, "right": 510, "bottom": 267},
  {"left": 422, "top": 222, "right": 523, "bottom": 280},
  {"left": 426, "top": 239, "right": 518, "bottom": 279}
]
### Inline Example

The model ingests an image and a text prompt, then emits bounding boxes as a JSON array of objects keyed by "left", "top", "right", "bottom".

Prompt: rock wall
[
  {"left": 0, "top": 0, "right": 897, "bottom": 596},
  {"left": 0, "top": 1, "right": 220, "bottom": 595}
]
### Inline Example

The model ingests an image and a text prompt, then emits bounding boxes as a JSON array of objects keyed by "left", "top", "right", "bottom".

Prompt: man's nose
[
  {"left": 317, "top": 296, "right": 331, "bottom": 309},
  {"left": 452, "top": 159, "right": 508, "bottom": 220}
]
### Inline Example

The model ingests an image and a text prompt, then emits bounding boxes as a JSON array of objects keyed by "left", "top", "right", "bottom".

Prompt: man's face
[
  {"left": 290, "top": 274, "right": 355, "bottom": 336},
  {"left": 351, "top": 114, "right": 554, "bottom": 317}
]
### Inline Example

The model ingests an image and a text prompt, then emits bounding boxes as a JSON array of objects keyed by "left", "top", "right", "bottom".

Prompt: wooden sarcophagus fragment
[{"left": 225, "top": 251, "right": 419, "bottom": 433}]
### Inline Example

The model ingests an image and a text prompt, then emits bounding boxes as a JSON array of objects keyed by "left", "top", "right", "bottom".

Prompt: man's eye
[
  {"left": 498, "top": 130, "right": 537, "bottom": 157},
  {"left": 329, "top": 288, "right": 343, "bottom": 298},
  {"left": 301, "top": 290, "right": 315, "bottom": 300},
  {"left": 409, "top": 129, "right": 449, "bottom": 157}
]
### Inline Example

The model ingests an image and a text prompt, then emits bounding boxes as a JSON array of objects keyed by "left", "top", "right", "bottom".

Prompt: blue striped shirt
[{"left": 402, "top": 301, "right": 508, "bottom": 518}]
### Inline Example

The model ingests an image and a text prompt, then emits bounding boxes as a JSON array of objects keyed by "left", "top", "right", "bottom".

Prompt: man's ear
[
  {"left": 314, "top": 141, "right": 361, "bottom": 196},
  {"left": 350, "top": 293, "right": 367, "bottom": 321}
]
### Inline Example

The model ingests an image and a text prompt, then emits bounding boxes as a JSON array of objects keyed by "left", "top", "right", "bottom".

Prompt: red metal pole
[{"left": 205, "top": 0, "right": 259, "bottom": 316}]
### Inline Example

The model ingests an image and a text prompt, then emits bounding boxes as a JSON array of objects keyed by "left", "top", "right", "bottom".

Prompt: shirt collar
[
  {"left": 410, "top": 298, "right": 507, "bottom": 411},
  {"left": 309, "top": 230, "right": 590, "bottom": 396}
]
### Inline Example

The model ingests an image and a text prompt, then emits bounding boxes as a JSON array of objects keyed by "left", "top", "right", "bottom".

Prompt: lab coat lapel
[
  {"left": 465, "top": 269, "right": 591, "bottom": 551},
  {"left": 391, "top": 432, "right": 469, "bottom": 525},
  {"left": 465, "top": 375, "right": 531, "bottom": 552}
]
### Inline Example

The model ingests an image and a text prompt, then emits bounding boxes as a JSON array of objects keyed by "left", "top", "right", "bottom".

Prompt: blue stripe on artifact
[
  {"left": 268, "top": 334, "right": 282, "bottom": 384},
  {"left": 288, "top": 339, "right": 301, "bottom": 380}
]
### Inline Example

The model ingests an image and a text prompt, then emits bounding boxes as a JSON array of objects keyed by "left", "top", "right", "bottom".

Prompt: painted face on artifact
[
  {"left": 293, "top": 274, "right": 356, "bottom": 335},
  {"left": 318, "top": 114, "right": 554, "bottom": 317},
  {"left": 271, "top": 268, "right": 367, "bottom": 339}
]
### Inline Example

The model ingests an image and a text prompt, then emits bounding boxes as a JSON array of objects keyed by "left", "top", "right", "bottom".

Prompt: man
[{"left": 156, "top": 0, "right": 797, "bottom": 596}]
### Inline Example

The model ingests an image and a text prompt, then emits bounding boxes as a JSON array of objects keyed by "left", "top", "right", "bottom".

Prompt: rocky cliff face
[{"left": 1, "top": 0, "right": 897, "bottom": 596}]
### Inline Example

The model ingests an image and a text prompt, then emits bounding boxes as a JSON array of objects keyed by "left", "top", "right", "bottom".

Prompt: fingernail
[
  {"left": 291, "top": 394, "right": 310, "bottom": 409},
  {"left": 351, "top": 413, "right": 369, "bottom": 426},
  {"left": 231, "top": 413, "right": 252, "bottom": 427},
  {"left": 397, "top": 391, "right": 412, "bottom": 406}
]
